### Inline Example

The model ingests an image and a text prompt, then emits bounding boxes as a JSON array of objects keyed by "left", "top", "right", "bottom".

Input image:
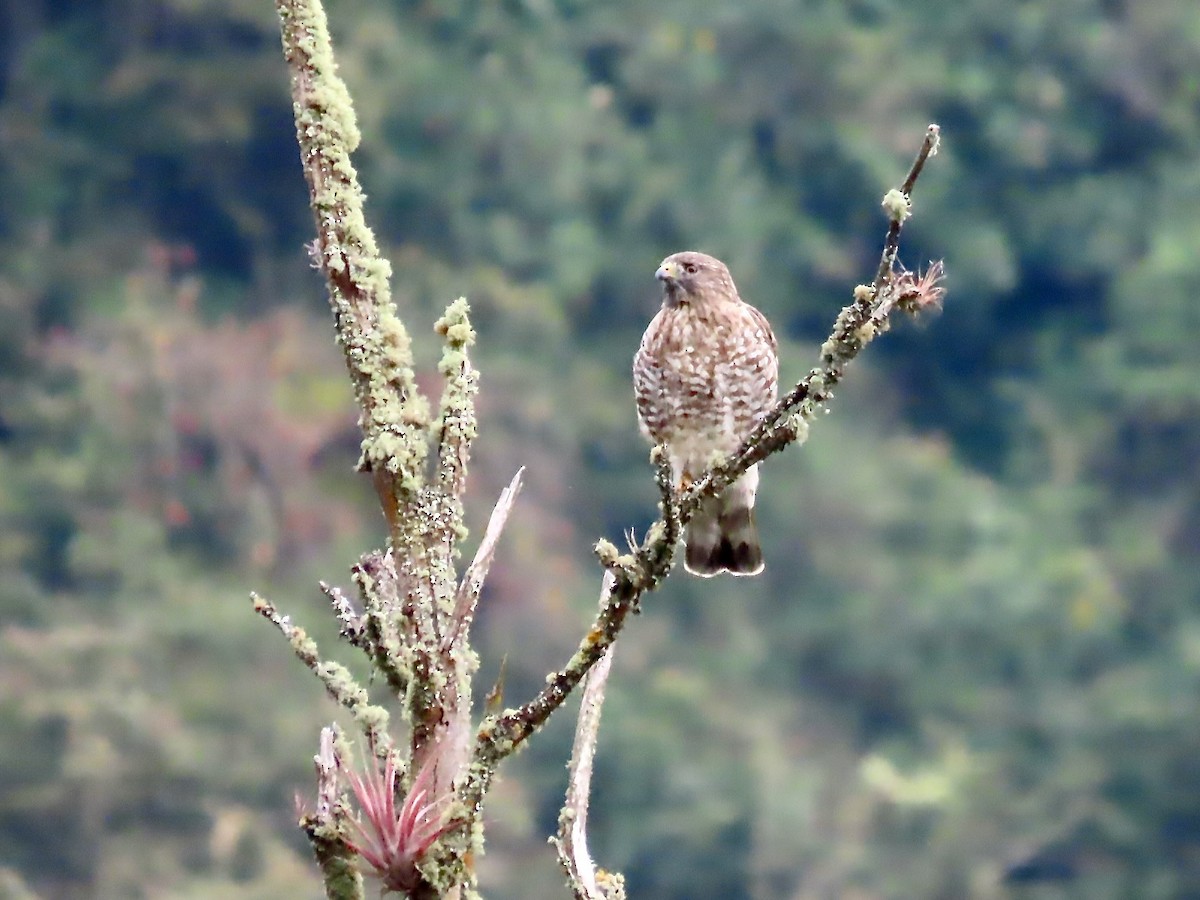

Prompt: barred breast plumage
[{"left": 633, "top": 251, "right": 779, "bottom": 576}]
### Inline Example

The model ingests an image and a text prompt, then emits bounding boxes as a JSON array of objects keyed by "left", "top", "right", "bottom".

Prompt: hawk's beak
[{"left": 656, "top": 261, "right": 678, "bottom": 284}]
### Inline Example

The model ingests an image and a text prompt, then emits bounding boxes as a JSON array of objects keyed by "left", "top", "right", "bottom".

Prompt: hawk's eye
[{"left": 683, "top": 263, "right": 698, "bottom": 275}]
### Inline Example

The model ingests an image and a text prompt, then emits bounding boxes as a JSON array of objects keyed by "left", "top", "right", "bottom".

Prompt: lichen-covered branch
[
  {"left": 268, "top": 1, "right": 505, "bottom": 894},
  {"left": 275, "top": 0, "right": 429, "bottom": 522},
  {"left": 414, "top": 300, "right": 482, "bottom": 795},
  {"left": 347, "top": 553, "right": 410, "bottom": 699},
  {"left": 433, "top": 299, "right": 479, "bottom": 524},
  {"left": 274, "top": 0, "right": 452, "bottom": 772},
  {"left": 476, "top": 127, "right": 945, "bottom": 781},
  {"left": 471, "top": 571, "right": 634, "bottom": 772},
  {"left": 253, "top": 593, "right": 392, "bottom": 750},
  {"left": 683, "top": 124, "right": 943, "bottom": 518},
  {"left": 320, "top": 581, "right": 367, "bottom": 649}
]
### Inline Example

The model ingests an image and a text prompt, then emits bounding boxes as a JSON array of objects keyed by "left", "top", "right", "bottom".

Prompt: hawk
[{"left": 634, "top": 251, "right": 779, "bottom": 576}]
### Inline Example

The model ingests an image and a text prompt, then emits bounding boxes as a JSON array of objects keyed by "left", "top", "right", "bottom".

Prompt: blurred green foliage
[{"left": 3, "top": 0, "right": 1200, "bottom": 896}]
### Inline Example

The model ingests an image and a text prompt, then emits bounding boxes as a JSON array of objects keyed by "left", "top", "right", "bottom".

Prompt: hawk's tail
[{"left": 684, "top": 469, "right": 764, "bottom": 577}]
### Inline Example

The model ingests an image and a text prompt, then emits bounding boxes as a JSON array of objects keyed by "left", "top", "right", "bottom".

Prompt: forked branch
[{"left": 267, "top": 0, "right": 944, "bottom": 894}]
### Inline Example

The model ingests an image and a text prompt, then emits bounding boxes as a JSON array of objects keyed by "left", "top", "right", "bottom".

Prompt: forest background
[{"left": 3, "top": 0, "right": 1200, "bottom": 897}]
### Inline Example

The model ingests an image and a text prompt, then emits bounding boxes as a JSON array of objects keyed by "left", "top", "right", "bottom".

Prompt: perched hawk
[{"left": 634, "top": 251, "right": 779, "bottom": 576}]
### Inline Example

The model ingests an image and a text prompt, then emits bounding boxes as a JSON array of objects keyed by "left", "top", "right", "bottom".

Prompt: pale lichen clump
[
  {"left": 593, "top": 538, "right": 621, "bottom": 569},
  {"left": 881, "top": 187, "right": 912, "bottom": 223},
  {"left": 595, "top": 870, "right": 628, "bottom": 900},
  {"left": 435, "top": 297, "right": 477, "bottom": 350},
  {"left": 359, "top": 312, "right": 431, "bottom": 494}
]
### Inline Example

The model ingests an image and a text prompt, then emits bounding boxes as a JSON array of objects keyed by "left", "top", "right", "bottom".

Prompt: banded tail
[{"left": 684, "top": 468, "right": 764, "bottom": 577}]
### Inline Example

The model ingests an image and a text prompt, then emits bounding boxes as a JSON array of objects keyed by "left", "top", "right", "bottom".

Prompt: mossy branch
[
  {"left": 267, "top": 0, "right": 505, "bottom": 893},
  {"left": 253, "top": 592, "right": 393, "bottom": 751},
  {"left": 275, "top": 0, "right": 429, "bottom": 522}
]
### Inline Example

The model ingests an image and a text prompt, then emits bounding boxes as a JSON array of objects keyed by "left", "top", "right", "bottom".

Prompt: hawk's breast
[{"left": 634, "top": 300, "right": 778, "bottom": 473}]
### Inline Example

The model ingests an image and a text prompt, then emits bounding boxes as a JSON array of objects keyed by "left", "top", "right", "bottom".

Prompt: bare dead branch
[
  {"left": 320, "top": 580, "right": 367, "bottom": 649},
  {"left": 554, "top": 574, "right": 625, "bottom": 899},
  {"left": 445, "top": 469, "right": 525, "bottom": 653},
  {"left": 298, "top": 727, "right": 365, "bottom": 900}
]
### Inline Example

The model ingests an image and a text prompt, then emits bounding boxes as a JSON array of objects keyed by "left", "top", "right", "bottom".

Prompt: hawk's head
[{"left": 655, "top": 251, "right": 737, "bottom": 308}]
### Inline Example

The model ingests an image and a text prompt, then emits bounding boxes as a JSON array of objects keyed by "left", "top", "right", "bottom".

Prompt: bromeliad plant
[{"left": 343, "top": 739, "right": 457, "bottom": 894}]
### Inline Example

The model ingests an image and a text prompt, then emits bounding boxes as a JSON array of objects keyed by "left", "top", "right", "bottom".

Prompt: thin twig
[
  {"left": 902, "top": 124, "right": 941, "bottom": 196},
  {"left": 872, "top": 123, "right": 941, "bottom": 289},
  {"left": 252, "top": 592, "right": 392, "bottom": 750},
  {"left": 320, "top": 581, "right": 367, "bottom": 648}
]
